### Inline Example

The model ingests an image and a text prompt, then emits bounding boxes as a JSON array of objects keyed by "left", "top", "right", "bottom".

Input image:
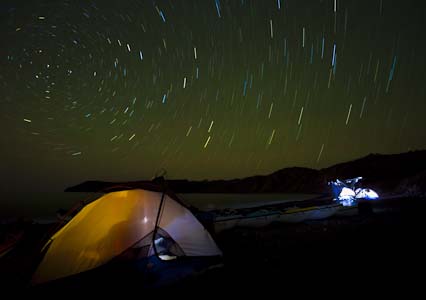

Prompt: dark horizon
[{"left": 2, "top": 148, "right": 425, "bottom": 219}]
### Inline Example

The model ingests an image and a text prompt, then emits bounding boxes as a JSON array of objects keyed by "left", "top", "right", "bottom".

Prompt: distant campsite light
[{"left": 329, "top": 176, "right": 379, "bottom": 206}]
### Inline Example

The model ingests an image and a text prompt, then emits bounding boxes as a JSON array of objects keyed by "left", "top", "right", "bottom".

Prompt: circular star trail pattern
[{"left": 1, "top": 0, "right": 426, "bottom": 186}]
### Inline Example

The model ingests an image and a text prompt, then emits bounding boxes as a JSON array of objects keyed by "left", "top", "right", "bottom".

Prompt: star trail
[{"left": 1, "top": 0, "right": 426, "bottom": 200}]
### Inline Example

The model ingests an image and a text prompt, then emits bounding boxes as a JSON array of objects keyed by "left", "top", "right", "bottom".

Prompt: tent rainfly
[{"left": 32, "top": 189, "right": 222, "bottom": 285}]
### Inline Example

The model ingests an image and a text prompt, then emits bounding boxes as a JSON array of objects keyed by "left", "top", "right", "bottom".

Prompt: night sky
[{"left": 1, "top": 0, "right": 426, "bottom": 216}]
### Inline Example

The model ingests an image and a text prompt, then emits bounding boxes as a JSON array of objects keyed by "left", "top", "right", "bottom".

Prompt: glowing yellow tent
[{"left": 32, "top": 189, "right": 222, "bottom": 285}]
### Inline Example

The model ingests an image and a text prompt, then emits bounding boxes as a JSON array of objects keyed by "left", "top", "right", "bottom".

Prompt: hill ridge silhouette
[{"left": 66, "top": 150, "right": 426, "bottom": 196}]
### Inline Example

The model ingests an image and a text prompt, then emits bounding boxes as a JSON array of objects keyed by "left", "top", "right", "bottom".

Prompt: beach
[{"left": 1, "top": 195, "right": 424, "bottom": 294}]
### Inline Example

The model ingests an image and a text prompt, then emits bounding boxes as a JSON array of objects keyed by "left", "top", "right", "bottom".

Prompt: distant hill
[
  {"left": 65, "top": 150, "right": 426, "bottom": 197},
  {"left": 321, "top": 150, "right": 426, "bottom": 196}
]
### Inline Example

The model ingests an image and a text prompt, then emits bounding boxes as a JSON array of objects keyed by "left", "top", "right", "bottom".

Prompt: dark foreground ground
[{"left": 1, "top": 197, "right": 425, "bottom": 295}]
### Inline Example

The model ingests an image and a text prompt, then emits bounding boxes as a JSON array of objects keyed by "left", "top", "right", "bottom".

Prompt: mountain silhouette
[{"left": 65, "top": 150, "right": 426, "bottom": 197}]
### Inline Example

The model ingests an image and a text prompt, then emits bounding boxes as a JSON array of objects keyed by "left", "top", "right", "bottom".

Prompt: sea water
[
  {"left": 1, "top": 191, "right": 319, "bottom": 222},
  {"left": 178, "top": 193, "right": 319, "bottom": 210}
]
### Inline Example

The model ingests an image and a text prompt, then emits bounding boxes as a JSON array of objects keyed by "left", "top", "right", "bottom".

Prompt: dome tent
[{"left": 31, "top": 188, "right": 222, "bottom": 286}]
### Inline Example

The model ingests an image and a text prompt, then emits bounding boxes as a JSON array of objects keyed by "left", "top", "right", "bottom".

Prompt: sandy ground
[{"left": 1, "top": 197, "right": 424, "bottom": 295}]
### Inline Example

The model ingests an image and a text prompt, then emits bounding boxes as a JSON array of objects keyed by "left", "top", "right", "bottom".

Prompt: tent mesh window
[
  {"left": 114, "top": 228, "right": 185, "bottom": 262},
  {"left": 153, "top": 227, "right": 185, "bottom": 259}
]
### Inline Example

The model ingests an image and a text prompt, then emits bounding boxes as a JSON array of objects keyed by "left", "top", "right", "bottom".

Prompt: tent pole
[{"left": 152, "top": 177, "right": 167, "bottom": 258}]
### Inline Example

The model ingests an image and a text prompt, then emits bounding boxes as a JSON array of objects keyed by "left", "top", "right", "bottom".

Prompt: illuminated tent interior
[{"left": 32, "top": 189, "right": 222, "bottom": 285}]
